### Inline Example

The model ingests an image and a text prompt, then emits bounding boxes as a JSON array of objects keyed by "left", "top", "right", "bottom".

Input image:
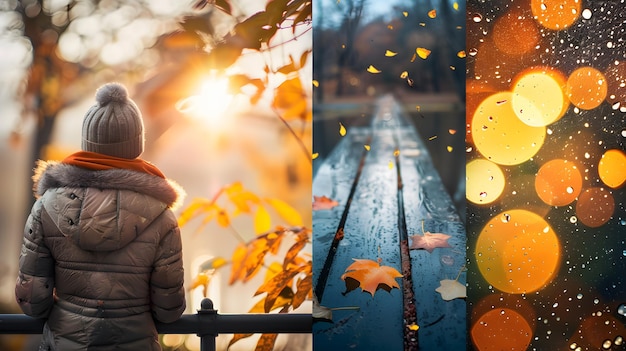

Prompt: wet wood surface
[{"left": 313, "top": 96, "right": 466, "bottom": 350}]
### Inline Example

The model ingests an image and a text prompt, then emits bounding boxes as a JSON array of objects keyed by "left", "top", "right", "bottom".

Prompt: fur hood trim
[{"left": 33, "top": 160, "right": 186, "bottom": 210}]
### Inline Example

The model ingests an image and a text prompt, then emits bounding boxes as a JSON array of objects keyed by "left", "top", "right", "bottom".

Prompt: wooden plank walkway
[{"left": 313, "top": 96, "right": 466, "bottom": 350}]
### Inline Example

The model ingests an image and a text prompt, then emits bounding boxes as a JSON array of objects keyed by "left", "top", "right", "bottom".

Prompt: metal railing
[{"left": 0, "top": 298, "right": 312, "bottom": 351}]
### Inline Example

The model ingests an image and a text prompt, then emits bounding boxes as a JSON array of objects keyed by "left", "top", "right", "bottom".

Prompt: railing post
[{"left": 197, "top": 298, "right": 218, "bottom": 351}]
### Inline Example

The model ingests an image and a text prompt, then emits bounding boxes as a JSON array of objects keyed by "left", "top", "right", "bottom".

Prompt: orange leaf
[
  {"left": 312, "top": 195, "right": 339, "bottom": 210},
  {"left": 341, "top": 258, "right": 402, "bottom": 296},
  {"left": 255, "top": 333, "right": 278, "bottom": 351},
  {"left": 265, "top": 198, "right": 303, "bottom": 226},
  {"left": 339, "top": 122, "right": 346, "bottom": 136},
  {"left": 366, "top": 65, "right": 381, "bottom": 74},
  {"left": 428, "top": 9, "right": 436, "bottom": 18},
  {"left": 272, "top": 77, "right": 310, "bottom": 121},
  {"left": 217, "top": 210, "right": 230, "bottom": 227},
  {"left": 229, "top": 243, "right": 248, "bottom": 284},
  {"left": 409, "top": 232, "right": 452, "bottom": 253},
  {"left": 292, "top": 275, "right": 313, "bottom": 310},
  {"left": 256, "top": 268, "right": 301, "bottom": 312},
  {"left": 416, "top": 47, "right": 431, "bottom": 59}
]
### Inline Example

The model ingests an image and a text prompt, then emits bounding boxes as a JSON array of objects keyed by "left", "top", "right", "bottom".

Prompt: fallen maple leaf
[
  {"left": 312, "top": 195, "right": 339, "bottom": 211},
  {"left": 435, "top": 279, "right": 466, "bottom": 301},
  {"left": 341, "top": 258, "right": 403, "bottom": 296},
  {"left": 409, "top": 232, "right": 452, "bottom": 253}
]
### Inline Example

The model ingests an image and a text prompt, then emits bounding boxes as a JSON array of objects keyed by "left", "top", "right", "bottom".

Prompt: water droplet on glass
[
  {"left": 553, "top": 302, "right": 558, "bottom": 308},
  {"left": 570, "top": 216, "right": 578, "bottom": 223},
  {"left": 472, "top": 13, "right": 483, "bottom": 22},
  {"left": 594, "top": 298, "right": 599, "bottom": 305},
  {"left": 577, "top": 293, "right": 583, "bottom": 300},
  {"left": 469, "top": 48, "right": 478, "bottom": 56},
  {"left": 566, "top": 186, "right": 574, "bottom": 194},
  {"left": 615, "top": 336, "right": 623, "bottom": 346},
  {"left": 584, "top": 152, "right": 590, "bottom": 159},
  {"left": 540, "top": 3, "right": 547, "bottom": 10},
  {"left": 501, "top": 213, "right": 511, "bottom": 223},
  {"left": 602, "top": 340, "right": 612, "bottom": 349},
  {"left": 570, "top": 343, "right": 578, "bottom": 350},
  {"left": 618, "top": 304, "right": 626, "bottom": 316},
  {"left": 621, "top": 130, "right": 626, "bottom": 137},
  {"left": 480, "top": 191, "right": 487, "bottom": 198},
  {"left": 440, "top": 255, "right": 454, "bottom": 266},
  {"left": 607, "top": 42, "right": 614, "bottom": 48},
  {"left": 582, "top": 8, "right": 592, "bottom": 19}
]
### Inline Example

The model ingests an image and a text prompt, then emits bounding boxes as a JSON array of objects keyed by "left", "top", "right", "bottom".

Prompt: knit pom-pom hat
[{"left": 81, "top": 82, "right": 145, "bottom": 159}]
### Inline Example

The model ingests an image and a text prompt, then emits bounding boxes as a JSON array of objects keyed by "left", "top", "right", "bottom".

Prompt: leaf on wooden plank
[
  {"left": 313, "top": 296, "right": 333, "bottom": 322},
  {"left": 341, "top": 258, "right": 403, "bottom": 297},
  {"left": 255, "top": 333, "right": 278, "bottom": 351},
  {"left": 435, "top": 279, "right": 466, "bottom": 301},
  {"left": 416, "top": 47, "right": 431, "bottom": 59},
  {"left": 312, "top": 195, "right": 339, "bottom": 211},
  {"left": 265, "top": 198, "right": 303, "bottom": 226},
  {"left": 409, "top": 232, "right": 452, "bottom": 253},
  {"left": 254, "top": 205, "right": 272, "bottom": 234}
]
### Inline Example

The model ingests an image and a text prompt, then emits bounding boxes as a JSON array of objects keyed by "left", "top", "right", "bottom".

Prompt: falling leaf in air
[
  {"left": 409, "top": 232, "right": 452, "bottom": 253},
  {"left": 341, "top": 258, "right": 403, "bottom": 296},
  {"left": 367, "top": 65, "right": 382, "bottom": 74},
  {"left": 453, "top": 2, "right": 459, "bottom": 10},
  {"left": 402, "top": 11, "right": 408, "bottom": 17},
  {"left": 457, "top": 50, "right": 466, "bottom": 58},
  {"left": 447, "top": 146, "right": 453, "bottom": 152},
  {"left": 388, "top": 161, "right": 394, "bottom": 169},
  {"left": 428, "top": 9, "right": 436, "bottom": 18},
  {"left": 339, "top": 122, "right": 346, "bottom": 136},
  {"left": 419, "top": 22, "right": 426, "bottom": 27},
  {"left": 449, "top": 129, "right": 457, "bottom": 135},
  {"left": 450, "top": 66, "right": 456, "bottom": 70},
  {"left": 428, "top": 135, "right": 437, "bottom": 140},
  {"left": 435, "top": 279, "right": 466, "bottom": 301},
  {"left": 394, "top": 149, "right": 400, "bottom": 157},
  {"left": 385, "top": 50, "right": 398, "bottom": 57},
  {"left": 400, "top": 71, "right": 409, "bottom": 79},
  {"left": 416, "top": 47, "right": 431, "bottom": 59},
  {"left": 312, "top": 80, "right": 319, "bottom": 87},
  {"left": 312, "top": 195, "right": 339, "bottom": 211},
  {"left": 312, "top": 152, "right": 319, "bottom": 159},
  {"left": 410, "top": 53, "right": 417, "bottom": 62},
  {"left": 364, "top": 144, "right": 371, "bottom": 151}
]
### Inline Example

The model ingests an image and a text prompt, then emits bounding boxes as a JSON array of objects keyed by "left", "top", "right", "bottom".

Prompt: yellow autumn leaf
[
  {"left": 366, "top": 65, "right": 381, "bottom": 74},
  {"left": 254, "top": 205, "right": 272, "bottom": 234},
  {"left": 312, "top": 80, "right": 319, "bottom": 87},
  {"left": 428, "top": 9, "right": 436, "bottom": 18},
  {"left": 339, "top": 122, "right": 346, "bottom": 136},
  {"left": 429, "top": 135, "right": 438, "bottom": 140},
  {"left": 408, "top": 323, "right": 420, "bottom": 331},
  {"left": 388, "top": 161, "right": 394, "bottom": 169},
  {"left": 217, "top": 210, "right": 230, "bottom": 227},
  {"left": 400, "top": 71, "right": 408, "bottom": 79},
  {"left": 265, "top": 198, "right": 303, "bottom": 226},
  {"left": 394, "top": 149, "right": 400, "bottom": 157},
  {"left": 312, "top": 152, "right": 319, "bottom": 159},
  {"left": 402, "top": 11, "right": 408, "bottom": 17},
  {"left": 416, "top": 47, "right": 431, "bottom": 59},
  {"left": 447, "top": 146, "right": 453, "bottom": 152},
  {"left": 453, "top": 2, "right": 459, "bottom": 10},
  {"left": 364, "top": 144, "right": 371, "bottom": 151},
  {"left": 385, "top": 50, "right": 398, "bottom": 57},
  {"left": 457, "top": 50, "right": 466, "bottom": 58},
  {"left": 450, "top": 66, "right": 456, "bottom": 70}
]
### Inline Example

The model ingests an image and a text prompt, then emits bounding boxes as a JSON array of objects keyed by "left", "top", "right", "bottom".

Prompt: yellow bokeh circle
[
  {"left": 598, "top": 149, "right": 626, "bottom": 188},
  {"left": 530, "top": 0, "right": 581, "bottom": 30},
  {"left": 512, "top": 70, "right": 568, "bottom": 126},
  {"left": 475, "top": 209, "right": 560, "bottom": 294},
  {"left": 466, "top": 159, "right": 506, "bottom": 205},
  {"left": 472, "top": 92, "right": 546, "bottom": 165},
  {"left": 566, "top": 67, "right": 608, "bottom": 110}
]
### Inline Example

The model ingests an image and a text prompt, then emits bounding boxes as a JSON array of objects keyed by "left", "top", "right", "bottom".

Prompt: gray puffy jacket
[{"left": 16, "top": 160, "right": 186, "bottom": 351}]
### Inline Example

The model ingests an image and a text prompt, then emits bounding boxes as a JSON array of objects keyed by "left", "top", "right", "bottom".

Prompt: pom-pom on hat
[{"left": 82, "top": 82, "right": 145, "bottom": 159}]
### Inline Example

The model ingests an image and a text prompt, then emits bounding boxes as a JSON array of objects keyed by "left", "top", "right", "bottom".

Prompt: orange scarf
[{"left": 63, "top": 151, "right": 165, "bottom": 179}]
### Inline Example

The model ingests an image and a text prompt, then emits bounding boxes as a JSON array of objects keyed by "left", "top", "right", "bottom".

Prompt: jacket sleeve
[
  {"left": 150, "top": 210, "right": 186, "bottom": 323},
  {"left": 15, "top": 199, "right": 55, "bottom": 319}
]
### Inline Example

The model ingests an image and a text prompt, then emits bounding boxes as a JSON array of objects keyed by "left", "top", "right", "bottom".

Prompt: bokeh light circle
[
  {"left": 534, "top": 159, "right": 582, "bottom": 206},
  {"left": 530, "top": 0, "right": 581, "bottom": 30},
  {"left": 475, "top": 209, "right": 560, "bottom": 294},
  {"left": 566, "top": 67, "right": 608, "bottom": 110},
  {"left": 471, "top": 308, "right": 533, "bottom": 351},
  {"left": 575, "top": 187, "right": 615, "bottom": 227},
  {"left": 605, "top": 61, "right": 626, "bottom": 111},
  {"left": 492, "top": 8, "right": 540, "bottom": 56},
  {"left": 467, "top": 159, "right": 506, "bottom": 205},
  {"left": 512, "top": 69, "right": 568, "bottom": 126},
  {"left": 472, "top": 92, "right": 546, "bottom": 165},
  {"left": 598, "top": 149, "right": 626, "bottom": 188}
]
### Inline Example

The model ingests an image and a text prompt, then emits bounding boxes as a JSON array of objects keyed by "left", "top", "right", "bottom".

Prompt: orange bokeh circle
[
  {"left": 475, "top": 209, "right": 560, "bottom": 294},
  {"left": 493, "top": 8, "right": 540, "bottom": 56},
  {"left": 605, "top": 61, "right": 626, "bottom": 111},
  {"left": 575, "top": 187, "right": 615, "bottom": 227},
  {"left": 530, "top": 0, "right": 581, "bottom": 30},
  {"left": 598, "top": 149, "right": 626, "bottom": 188},
  {"left": 471, "top": 308, "right": 533, "bottom": 351},
  {"left": 535, "top": 159, "right": 582, "bottom": 206},
  {"left": 566, "top": 67, "right": 608, "bottom": 110}
]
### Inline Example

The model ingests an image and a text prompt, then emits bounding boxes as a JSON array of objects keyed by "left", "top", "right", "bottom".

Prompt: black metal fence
[{"left": 0, "top": 298, "right": 312, "bottom": 351}]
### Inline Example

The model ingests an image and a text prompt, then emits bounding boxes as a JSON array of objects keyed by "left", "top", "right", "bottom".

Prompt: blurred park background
[
  {"left": 0, "top": 0, "right": 312, "bottom": 350},
  {"left": 312, "top": 0, "right": 466, "bottom": 218}
]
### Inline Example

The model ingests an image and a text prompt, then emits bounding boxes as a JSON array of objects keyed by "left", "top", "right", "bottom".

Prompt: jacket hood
[{"left": 33, "top": 160, "right": 185, "bottom": 251}]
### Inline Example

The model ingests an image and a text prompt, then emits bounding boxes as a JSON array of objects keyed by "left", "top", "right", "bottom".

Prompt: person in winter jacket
[{"left": 16, "top": 82, "right": 186, "bottom": 351}]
